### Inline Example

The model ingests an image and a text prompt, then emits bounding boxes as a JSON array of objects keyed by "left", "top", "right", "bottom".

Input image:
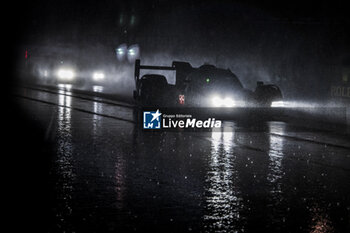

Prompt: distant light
[
  {"left": 57, "top": 68, "right": 75, "bottom": 80},
  {"left": 25, "top": 50, "right": 28, "bottom": 59},
  {"left": 127, "top": 44, "right": 140, "bottom": 62},
  {"left": 116, "top": 44, "right": 127, "bottom": 61},
  {"left": 206, "top": 78, "right": 210, "bottom": 83},
  {"left": 128, "top": 49, "right": 135, "bottom": 56},
  {"left": 271, "top": 101, "right": 284, "bottom": 107},
  {"left": 93, "top": 72, "right": 105, "bottom": 81},
  {"left": 117, "top": 48, "right": 124, "bottom": 55},
  {"left": 119, "top": 14, "right": 124, "bottom": 25},
  {"left": 130, "top": 15, "right": 136, "bottom": 26}
]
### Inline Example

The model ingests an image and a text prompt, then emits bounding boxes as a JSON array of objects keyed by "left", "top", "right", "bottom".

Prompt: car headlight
[
  {"left": 116, "top": 44, "right": 127, "bottom": 61},
  {"left": 57, "top": 68, "right": 75, "bottom": 80},
  {"left": 211, "top": 95, "right": 235, "bottom": 107},
  {"left": 127, "top": 44, "right": 140, "bottom": 62},
  {"left": 93, "top": 72, "right": 105, "bottom": 81},
  {"left": 271, "top": 101, "right": 284, "bottom": 107},
  {"left": 212, "top": 96, "right": 222, "bottom": 106}
]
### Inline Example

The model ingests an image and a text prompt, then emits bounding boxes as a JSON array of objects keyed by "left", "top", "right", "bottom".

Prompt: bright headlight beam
[
  {"left": 223, "top": 97, "right": 235, "bottom": 107},
  {"left": 127, "top": 44, "right": 140, "bottom": 62},
  {"left": 212, "top": 96, "right": 222, "bottom": 107},
  {"left": 211, "top": 96, "right": 235, "bottom": 107},
  {"left": 128, "top": 49, "right": 135, "bottom": 56},
  {"left": 117, "top": 48, "right": 124, "bottom": 55},
  {"left": 116, "top": 44, "right": 127, "bottom": 61},
  {"left": 271, "top": 101, "right": 284, "bottom": 107},
  {"left": 57, "top": 69, "right": 75, "bottom": 80},
  {"left": 93, "top": 72, "right": 105, "bottom": 81}
]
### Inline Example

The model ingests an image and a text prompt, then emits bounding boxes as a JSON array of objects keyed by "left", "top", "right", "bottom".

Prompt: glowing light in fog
[
  {"left": 212, "top": 96, "right": 221, "bottom": 106},
  {"left": 117, "top": 48, "right": 124, "bottom": 55},
  {"left": 116, "top": 44, "right": 127, "bottom": 61},
  {"left": 93, "top": 72, "right": 105, "bottom": 81},
  {"left": 127, "top": 44, "right": 140, "bottom": 62},
  {"left": 128, "top": 49, "right": 135, "bottom": 56},
  {"left": 270, "top": 101, "right": 321, "bottom": 108},
  {"left": 211, "top": 95, "right": 235, "bottom": 107},
  {"left": 271, "top": 101, "right": 284, "bottom": 107},
  {"left": 57, "top": 69, "right": 75, "bottom": 80}
]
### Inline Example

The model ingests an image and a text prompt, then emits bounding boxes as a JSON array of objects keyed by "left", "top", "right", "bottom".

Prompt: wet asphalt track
[{"left": 12, "top": 85, "right": 350, "bottom": 233}]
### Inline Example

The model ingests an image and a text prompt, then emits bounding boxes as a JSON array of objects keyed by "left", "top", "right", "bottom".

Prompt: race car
[{"left": 133, "top": 59, "right": 283, "bottom": 108}]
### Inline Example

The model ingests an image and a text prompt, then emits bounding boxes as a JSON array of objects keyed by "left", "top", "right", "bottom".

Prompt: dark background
[
  {"left": 8, "top": 0, "right": 350, "bottom": 99},
  {"left": 4, "top": 1, "right": 350, "bottom": 232}
]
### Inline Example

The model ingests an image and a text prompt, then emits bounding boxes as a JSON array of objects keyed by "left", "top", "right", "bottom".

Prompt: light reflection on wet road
[
  {"left": 204, "top": 128, "right": 244, "bottom": 232},
  {"left": 56, "top": 89, "right": 75, "bottom": 230},
  {"left": 16, "top": 87, "right": 350, "bottom": 232}
]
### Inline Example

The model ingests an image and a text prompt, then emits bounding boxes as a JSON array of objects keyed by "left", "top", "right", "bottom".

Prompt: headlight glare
[
  {"left": 57, "top": 69, "right": 75, "bottom": 80},
  {"left": 223, "top": 97, "right": 235, "bottom": 107},
  {"left": 212, "top": 96, "right": 222, "bottom": 107},
  {"left": 93, "top": 72, "right": 105, "bottom": 81},
  {"left": 271, "top": 101, "right": 284, "bottom": 107},
  {"left": 211, "top": 95, "right": 235, "bottom": 107}
]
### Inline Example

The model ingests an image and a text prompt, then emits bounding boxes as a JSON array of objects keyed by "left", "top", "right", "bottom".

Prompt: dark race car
[{"left": 133, "top": 59, "right": 283, "bottom": 108}]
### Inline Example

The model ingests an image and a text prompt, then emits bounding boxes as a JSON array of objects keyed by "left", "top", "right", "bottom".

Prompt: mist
[{"left": 14, "top": 0, "right": 350, "bottom": 107}]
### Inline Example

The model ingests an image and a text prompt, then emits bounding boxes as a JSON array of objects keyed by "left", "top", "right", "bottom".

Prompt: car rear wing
[{"left": 134, "top": 59, "right": 193, "bottom": 88}]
